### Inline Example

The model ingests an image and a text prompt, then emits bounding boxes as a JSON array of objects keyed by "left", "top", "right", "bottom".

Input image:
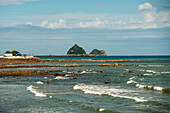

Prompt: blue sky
[{"left": 0, "top": 0, "right": 170, "bottom": 55}]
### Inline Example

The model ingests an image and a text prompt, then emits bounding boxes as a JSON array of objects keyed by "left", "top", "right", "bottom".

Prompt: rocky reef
[
  {"left": 89, "top": 49, "right": 107, "bottom": 56},
  {"left": 67, "top": 44, "right": 88, "bottom": 56}
]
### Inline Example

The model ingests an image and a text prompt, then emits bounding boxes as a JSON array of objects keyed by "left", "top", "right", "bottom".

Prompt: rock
[
  {"left": 97, "top": 71, "right": 103, "bottom": 73},
  {"left": 128, "top": 70, "right": 133, "bottom": 73},
  {"left": 104, "top": 82, "right": 112, "bottom": 84},
  {"left": 89, "top": 49, "right": 107, "bottom": 56},
  {"left": 67, "top": 69, "right": 74, "bottom": 71},
  {"left": 54, "top": 73, "right": 66, "bottom": 76},
  {"left": 112, "top": 63, "right": 118, "bottom": 66}
]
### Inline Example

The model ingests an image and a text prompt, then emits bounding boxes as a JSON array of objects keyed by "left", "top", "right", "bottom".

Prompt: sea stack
[
  {"left": 89, "top": 49, "right": 107, "bottom": 56},
  {"left": 67, "top": 44, "right": 88, "bottom": 56}
]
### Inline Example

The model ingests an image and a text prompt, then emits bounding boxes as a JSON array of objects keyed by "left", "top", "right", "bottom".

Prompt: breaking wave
[
  {"left": 27, "top": 85, "right": 47, "bottom": 97},
  {"left": 74, "top": 83, "right": 148, "bottom": 102},
  {"left": 35, "top": 81, "right": 44, "bottom": 84},
  {"left": 136, "top": 84, "right": 170, "bottom": 93},
  {"left": 127, "top": 77, "right": 170, "bottom": 93}
]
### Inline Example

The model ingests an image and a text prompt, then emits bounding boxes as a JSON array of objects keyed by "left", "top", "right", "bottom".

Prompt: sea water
[{"left": 0, "top": 56, "right": 170, "bottom": 113}]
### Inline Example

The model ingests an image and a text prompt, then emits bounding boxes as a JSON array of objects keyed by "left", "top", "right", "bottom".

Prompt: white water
[
  {"left": 55, "top": 76, "right": 69, "bottom": 80},
  {"left": 161, "top": 72, "right": 170, "bottom": 74},
  {"left": 80, "top": 70, "right": 97, "bottom": 74},
  {"left": 74, "top": 83, "right": 148, "bottom": 102},
  {"left": 136, "top": 84, "right": 164, "bottom": 92},
  {"left": 146, "top": 70, "right": 157, "bottom": 73},
  {"left": 27, "top": 85, "right": 47, "bottom": 97},
  {"left": 143, "top": 73, "right": 153, "bottom": 76},
  {"left": 127, "top": 76, "right": 138, "bottom": 84},
  {"left": 35, "top": 81, "right": 44, "bottom": 84}
]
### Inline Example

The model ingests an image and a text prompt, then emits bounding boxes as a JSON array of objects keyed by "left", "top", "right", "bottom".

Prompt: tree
[{"left": 5, "top": 50, "right": 21, "bottom": 56}]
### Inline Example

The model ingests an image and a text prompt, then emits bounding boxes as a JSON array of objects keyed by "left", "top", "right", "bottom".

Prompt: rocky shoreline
[
  {"left": 0, "top": 58, "right": 133, "bottom": 65},
  {"left": 0, "top": 59, "right": 143, "bottom": 77},
  {"left": 0, "top": 63, "right": 138, "bottom": 69},
  {"left": 0, "top": 70, "right": 64, "bottom": 77}
]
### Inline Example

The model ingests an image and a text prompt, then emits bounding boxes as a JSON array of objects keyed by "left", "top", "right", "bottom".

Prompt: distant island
[
  {"left": 67, "top": 44, "right": 88, "bottom": 56},
  {"left": 89, "top": 49, "right": 107, "bottom": 56},
  {"left": 67, "top": 44, "right": 107, "bottom": 56}
]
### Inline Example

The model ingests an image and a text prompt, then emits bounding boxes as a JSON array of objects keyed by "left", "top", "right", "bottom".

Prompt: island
[
  {"left": 67, "top": 44, "right": 88, "bottom": 56},
  {"left": 89, "top": 49, "right": 107, "bottom": 56}
]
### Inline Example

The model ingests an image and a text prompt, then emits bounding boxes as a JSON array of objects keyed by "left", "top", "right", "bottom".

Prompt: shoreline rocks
[
  {"left": 0, "top": 58, "right": 134, "bottom": 65},
  {"left": 0, "top": 70, "right": 62, "bottom": 77}
]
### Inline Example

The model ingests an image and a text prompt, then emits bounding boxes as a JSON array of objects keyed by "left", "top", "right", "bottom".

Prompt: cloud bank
[{"left": 0, "top": 0, "right": 38, "bottom": 5}]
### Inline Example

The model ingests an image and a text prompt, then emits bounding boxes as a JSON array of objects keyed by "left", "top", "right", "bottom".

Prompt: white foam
[
  {"left": 35, "top": 81, "right": 44, "bottom": 84},
  {"left": 80, "top": 70, "right": 97, "bottom": 74},
  {"left": 136, "top": 84, "right": 164, "bottom": 92},
  {"left": 137, "top": 69, "right": 146, "bottom": 72},
  {"left": 99, "top": 108, "right": 105, "bottom": 112},
  {"left": 55, "top": 76, "right": 69, "bottom": 80},
  {"left": 65, "top": 74, "right": 71, "bottom": 77},
  {"left": 127, "top": 80, "right": 137, "bottom": 84},
  {"left": 74, "top": 84, "right": 147, "bottom": 102},
  {"left": 27, "top": 85, "right": 46, "bottom": 97},
  {"left": 139, "top": 65, "right": 164, "bottom": 67},
  {"left": 148, "top": 65, "right": 164, "bottom": 67},
  {"left": 81, "top": 71, "right": 86, "bottom": 74},
  {"left": 146, "top": 70, "right": 157, "bottom": 73},
  {"left": 143, "top": 73, "right": 153, "bottom": 76},
  {"left": 161, "top": 72, "right": 170, "bottom": 74},
  {"left": 153, "top": 86, "right": 163, "bottom": 91},
  {"left": 127, "top": 76, "right": 138, "bottom": 84},
  {"left": 44, "top": 77, "right": 48, "bottom": 79}
]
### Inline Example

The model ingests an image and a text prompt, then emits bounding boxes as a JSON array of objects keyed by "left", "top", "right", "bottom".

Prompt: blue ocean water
[
  {"left": 0, "top": 56, "right": 170, "bottom": 113},
  {"left": 38, "top": 55, "right": 170, "bottom": 60}
]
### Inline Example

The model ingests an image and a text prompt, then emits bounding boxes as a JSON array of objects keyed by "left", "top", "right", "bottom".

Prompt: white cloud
[
  {"left": 143, "top": 12, "right": 156, "bottom": 22},
  {"left": 138, "top": 3, "right": 157, "bottom": 23},
  {"left": 138, "top": 2, "right": 155, "bottom": 11},
  {"left": 0, "top": 0, "right": 38, "bottom": 6},
  {"left": 39, "top": 20, "right": 48, "bottom": 27},
  {"left": 111, "top": 20, "right": 126, "bottom": 25},
  {"left": 26, "top": 22, "right": 32, "bottom": 25},
  {"left": 38, "top": 19, "right": 67, "bottom": 29},
  {"left": 79, "top": 18, "right": 109, "bottom": 28}
]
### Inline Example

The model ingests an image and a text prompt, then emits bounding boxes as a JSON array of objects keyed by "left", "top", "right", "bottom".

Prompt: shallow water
[{"left": 0, "top": 56, "right": 170, "bottom": 113}]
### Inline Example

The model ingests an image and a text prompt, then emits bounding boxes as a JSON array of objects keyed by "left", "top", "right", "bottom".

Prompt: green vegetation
[
  {"left": 67, "top": 44, "right": 87, "bottom": 55},
  {"left": 5, "top": 50, "right": 21, "bottom": 56},
  {"left": 89, "top": 49, "right": 106, "bottom": 55}
]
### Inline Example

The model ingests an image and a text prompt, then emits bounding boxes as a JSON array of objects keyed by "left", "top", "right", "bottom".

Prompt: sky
[{"left": 0, "top": 0, "right": 170, "bottom": 55}]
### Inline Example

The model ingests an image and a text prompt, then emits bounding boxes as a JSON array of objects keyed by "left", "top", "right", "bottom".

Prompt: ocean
[{"left": 0, "top": 56, "right": 170, "bottom": 113}]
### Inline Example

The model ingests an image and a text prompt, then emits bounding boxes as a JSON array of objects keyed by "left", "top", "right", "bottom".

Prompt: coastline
[
  {"left": 0, "top": 58, "right": 139, "bottom": 77},
  {"left": 0, "top": 58, "right": 134, "bottom": 65}
]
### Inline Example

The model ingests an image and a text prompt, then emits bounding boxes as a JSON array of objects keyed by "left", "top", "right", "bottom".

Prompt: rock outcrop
[
  {"left": 67, "top": 44, "right": 88, "bottom": 56},
  {"left": 89, "top": 49, "right": 107, "bottom": 56}
]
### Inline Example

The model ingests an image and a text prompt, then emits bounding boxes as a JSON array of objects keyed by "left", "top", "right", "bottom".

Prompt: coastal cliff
[
  {"left": 89, "top": 49, "right": 107, "bottom": 56},
  {"left": 67, "top": 44, "right": 88, "bottom": 56}
]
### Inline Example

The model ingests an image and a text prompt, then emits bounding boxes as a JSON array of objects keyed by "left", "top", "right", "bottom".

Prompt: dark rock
[
  {"left": 104, "top": 82, "right": 112, "bottom": 84},
  {"left": 128, "top": 70, "right": 133, "bottom": 73}
]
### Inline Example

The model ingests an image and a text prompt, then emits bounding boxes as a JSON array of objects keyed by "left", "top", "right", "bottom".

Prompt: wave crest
[
  {"left": 74, "top": 83, "right": 148, "bottom": 102},
  {"left": 27, "top": 85, "right": 47, "bottom": 97}
]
